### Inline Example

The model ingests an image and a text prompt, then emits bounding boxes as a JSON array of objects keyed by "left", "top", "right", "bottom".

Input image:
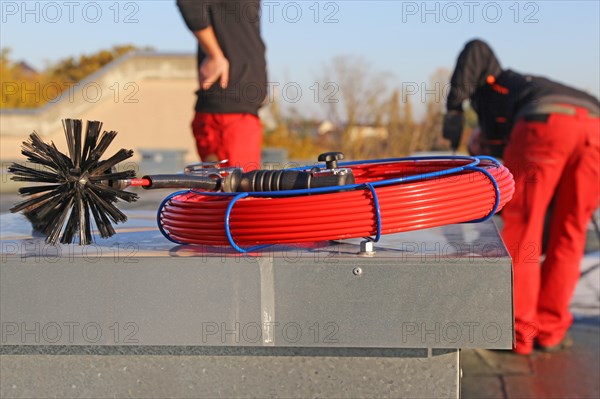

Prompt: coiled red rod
[{"left": 158, "top": 158, "right": 515, "bottom": 246}]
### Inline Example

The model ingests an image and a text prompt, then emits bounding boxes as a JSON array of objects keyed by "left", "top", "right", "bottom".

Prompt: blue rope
[
  {"left": 364, "top": 183, "right": 382, "bottom": 242},
  {"left": 464, "top": 158, "right": 501, "bottom": 223},
  {"left": 188, "top": 155, "right": 482, "bottom": 198},
  {"left": 224, "top": 192, "right": 272, "bottom": 253},
  {"left": 474, "top": 155, "right": 501, "bottom": 167},
  {"left": 156, "top": 189, "right": 190, "bottom": 245}
]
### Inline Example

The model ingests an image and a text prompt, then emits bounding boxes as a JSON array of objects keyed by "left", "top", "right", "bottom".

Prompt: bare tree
[
  {"left": 387, "top": 89, "right": 417, "bottom": 157},
  {"left": 318, "top": 55, "right": 390, "bottom": 158},
  {"left": 418, "top": 67, "right": 451, "bottom": 152}
]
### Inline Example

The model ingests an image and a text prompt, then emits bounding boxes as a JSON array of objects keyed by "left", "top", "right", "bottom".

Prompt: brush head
[{"left": 8, "top": 119, "right": 138, "bottom": 245}]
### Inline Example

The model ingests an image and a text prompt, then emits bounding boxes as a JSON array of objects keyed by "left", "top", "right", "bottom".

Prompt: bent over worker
[
  {"left": 177, "top": 0, "right": 267, "bottom": 171},
  {"left": 442, "top": 39, "right": 600, "bottom": 355}
]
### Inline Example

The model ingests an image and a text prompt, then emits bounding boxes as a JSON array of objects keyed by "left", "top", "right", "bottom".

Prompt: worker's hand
[
  {"left": 199, "top": 55, "right": 229, "bottom": 90},
  {"left": 442, "top": 111, "right": 464, "bottom": 151}
]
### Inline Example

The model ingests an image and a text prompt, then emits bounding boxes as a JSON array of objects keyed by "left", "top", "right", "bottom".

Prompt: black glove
[{"left": 442, "top": 111, "right": 465, "bottom": 151}]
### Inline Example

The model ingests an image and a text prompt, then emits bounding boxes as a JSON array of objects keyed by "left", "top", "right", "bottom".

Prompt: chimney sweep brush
[{"left": 9, "top": 119, "right": 138, "bottom": 244}]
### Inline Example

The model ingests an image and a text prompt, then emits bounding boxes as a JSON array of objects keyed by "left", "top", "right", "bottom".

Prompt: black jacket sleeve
[
  {"left": 177, "top": 0, "right": 211, "bottom": 32},
  {"left": 446, "top": 39, "right": 502, "bottom": 112}
]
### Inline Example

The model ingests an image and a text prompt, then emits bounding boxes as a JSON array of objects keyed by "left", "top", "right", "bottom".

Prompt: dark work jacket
[
  {"left": 177, "top": 0, "right": 267, "bottom": 115},
  {"left": 447, "top": 39, "right": 600, "bottom": 146}
]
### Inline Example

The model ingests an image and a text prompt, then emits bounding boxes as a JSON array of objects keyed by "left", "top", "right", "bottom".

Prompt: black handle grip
[{"left": 223, "top": 169, "right": 355, "bottom": 192}]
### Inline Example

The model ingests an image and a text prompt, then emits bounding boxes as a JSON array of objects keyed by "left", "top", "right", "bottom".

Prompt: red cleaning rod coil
[{"left": 157, "top": 157, "right": 515, "bottom": 248}]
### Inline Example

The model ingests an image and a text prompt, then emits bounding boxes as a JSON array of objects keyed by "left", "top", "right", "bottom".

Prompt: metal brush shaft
[{"left": 136, "top": 175, "right": 221, "bottom": 191}]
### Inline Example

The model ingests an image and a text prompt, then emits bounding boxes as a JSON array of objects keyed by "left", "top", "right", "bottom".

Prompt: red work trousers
[
  {"left": 502, "top": 108, "right": 599, "bottom": 354},
  {"left": 192, "top": 112, "right": 263, "bottom": 171}
]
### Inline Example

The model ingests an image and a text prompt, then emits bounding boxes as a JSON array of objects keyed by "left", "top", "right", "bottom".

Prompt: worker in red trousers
[
  {"left": 177, "top": 0, "right": 267, "bottom": 171},
  {"left": 443, "top": 39, "right": 600, "bottom": 355}
]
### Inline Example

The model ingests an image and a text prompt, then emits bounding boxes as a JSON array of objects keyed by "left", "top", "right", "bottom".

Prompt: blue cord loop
[
  {"left": 159, "top": 155, "right": 503, "bottom": 252},
  {"left": 364, "top": 183, "right": 382, "bottom": 242},
  {"left": 463, "top": 156, "right": 501, "bottom": 223},
  {"left": 223, "top": 192, "right": 272, "bottom": 253},
  {"left": 156, "top": 189, "right": 191, "bottom": 245},
  {"left": 474, "top": 155, "right": 501, "bottom": 167}
]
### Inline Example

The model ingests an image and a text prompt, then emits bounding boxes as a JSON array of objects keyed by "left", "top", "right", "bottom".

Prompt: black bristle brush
[
  {"left": 9, "top": 119, "right": 354, "bottom": 245},
  {"left": 8, "top": 119, "right": 138, "bottom": 245}
]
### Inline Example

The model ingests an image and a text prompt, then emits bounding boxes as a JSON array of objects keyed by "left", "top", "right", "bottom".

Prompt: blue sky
[{"left": 1, "top": 0, "right": 599, "bottom": 118}]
